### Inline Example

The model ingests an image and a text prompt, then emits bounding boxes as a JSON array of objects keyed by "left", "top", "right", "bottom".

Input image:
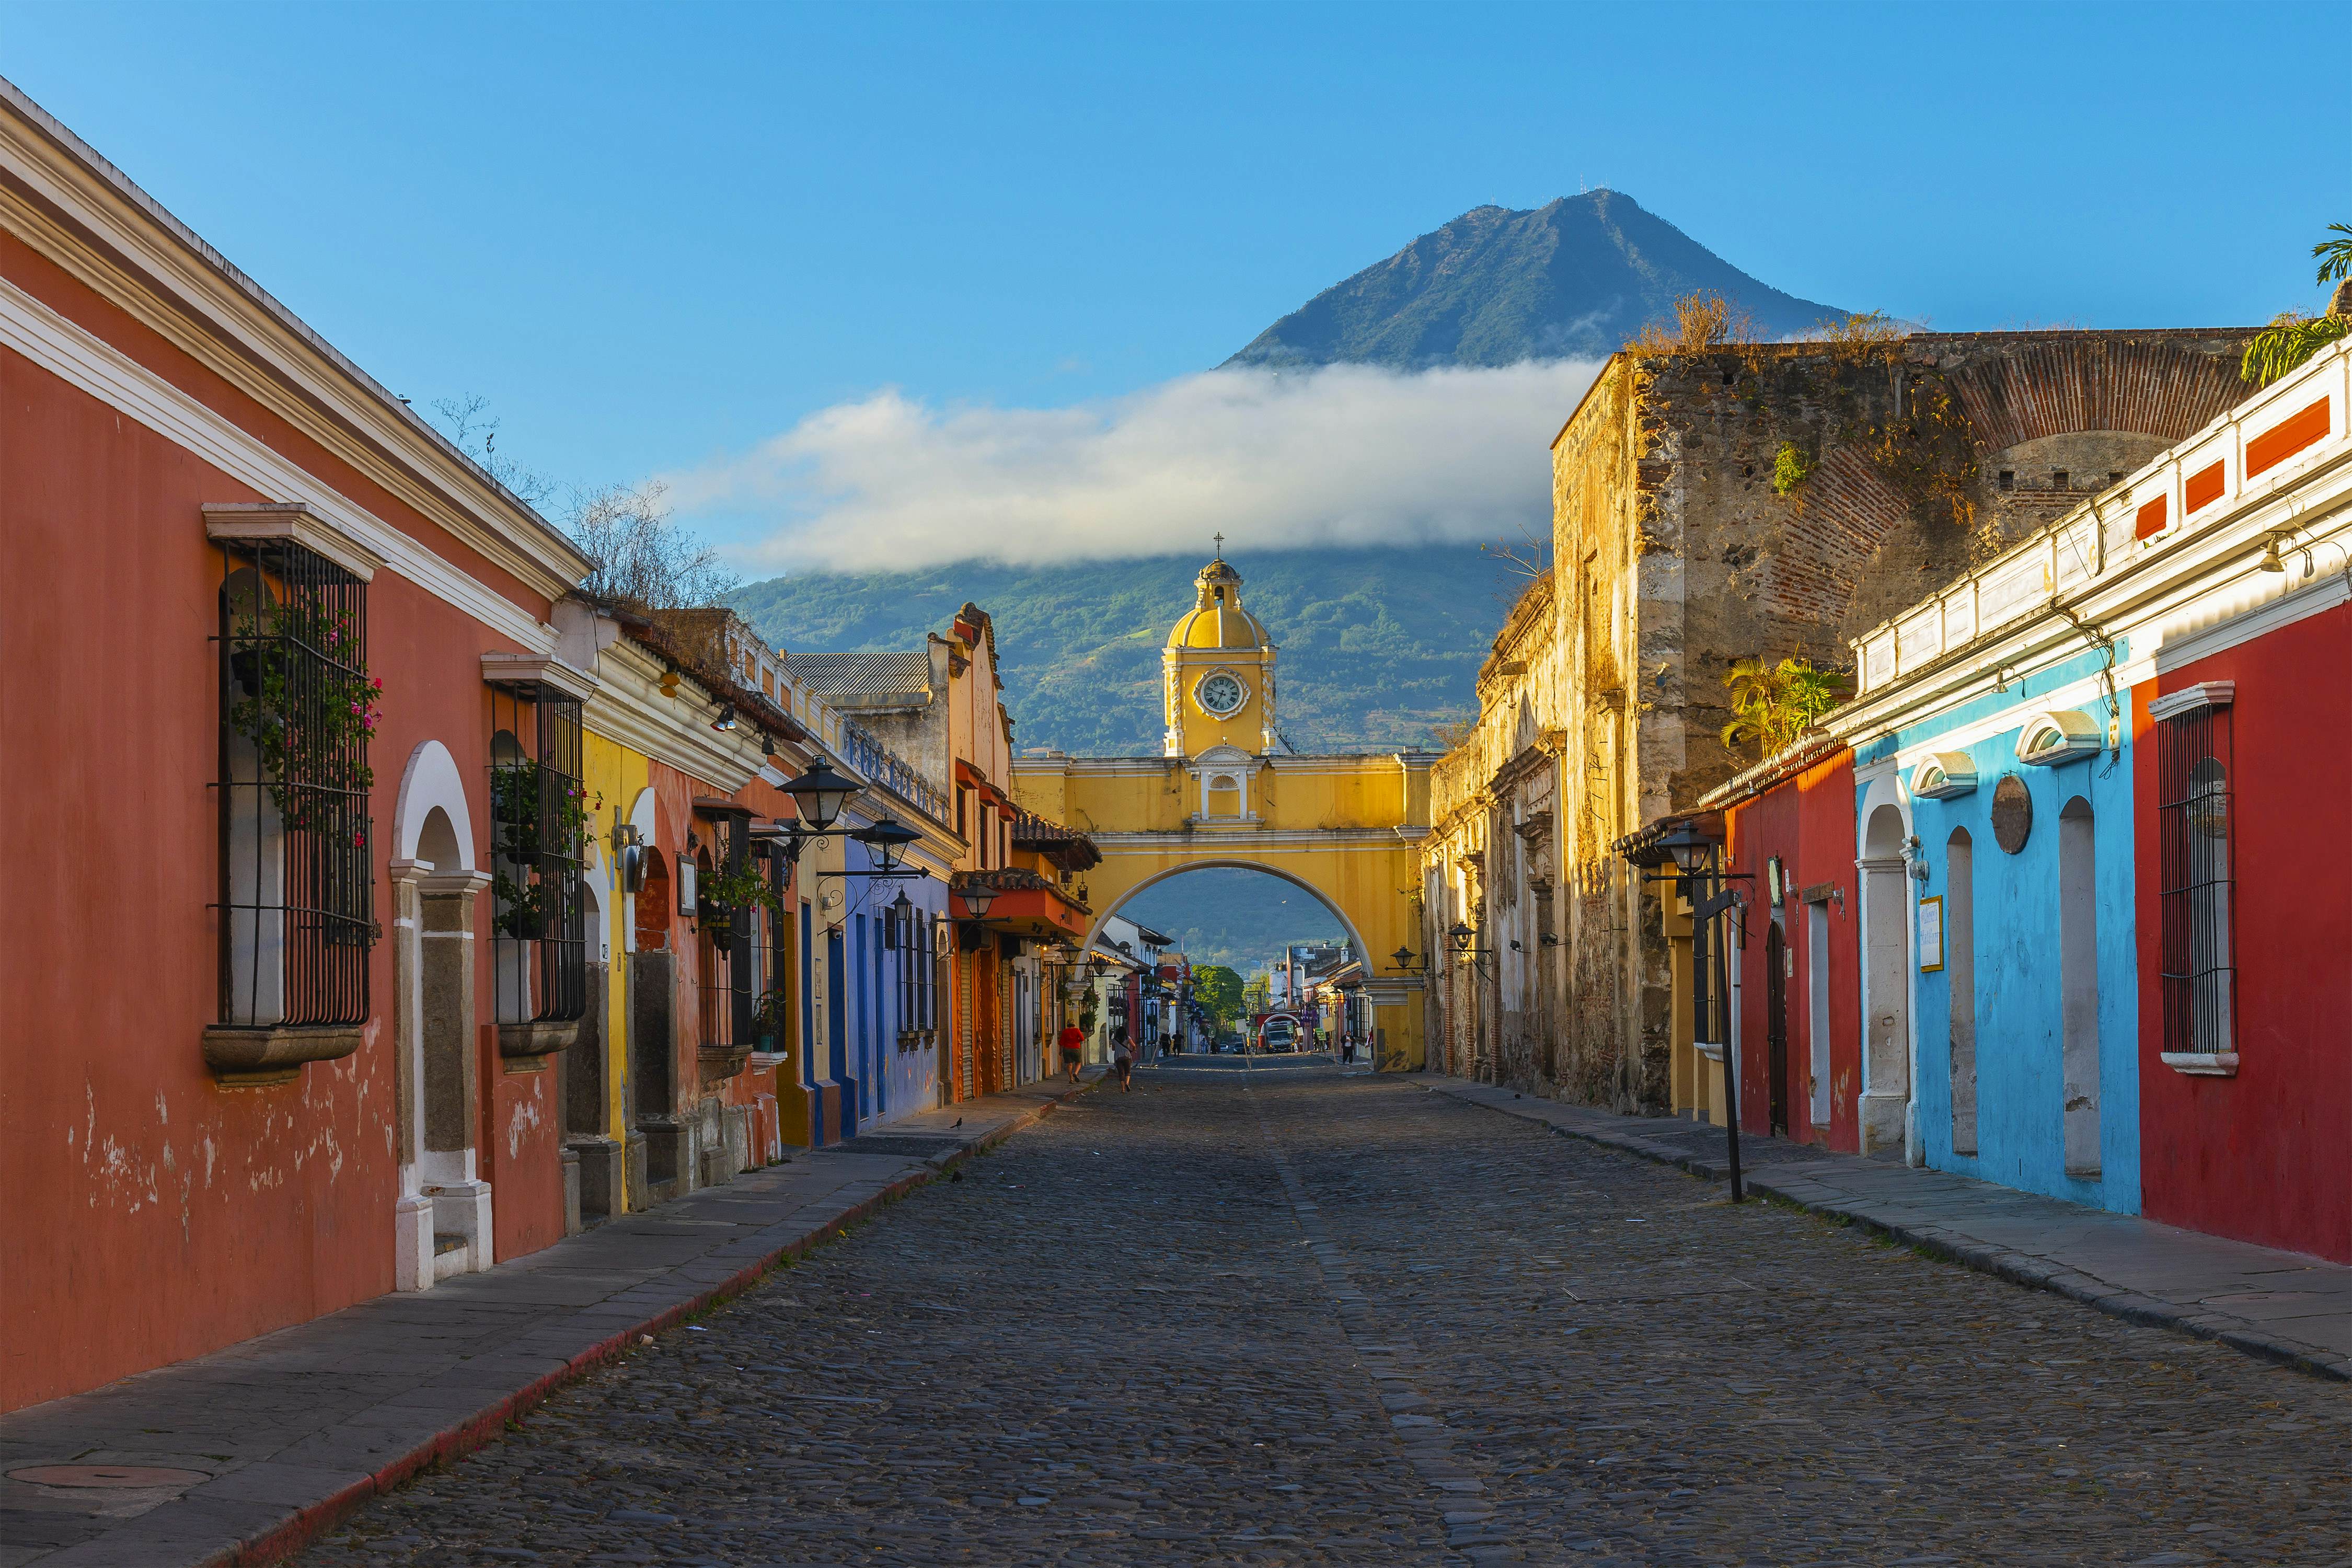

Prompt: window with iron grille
[
  {"left": 488, "top": 685, "right": 587, "bottom": 1026},
  {"left": 2159, "top": 701, "right": 2234, "bottom": 1056},
  {"left": 216, "top": 539, "right": 377, "bottom": 1029}
]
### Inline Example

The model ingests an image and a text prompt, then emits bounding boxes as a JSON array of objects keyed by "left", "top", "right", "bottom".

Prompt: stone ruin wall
[{"left": 1457, "top": 328, "right": 2256, "bottom": 1114}]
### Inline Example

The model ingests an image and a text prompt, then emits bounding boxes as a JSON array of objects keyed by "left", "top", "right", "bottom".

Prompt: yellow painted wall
[
  {"left": 1012, "top": 754, "right": 1432, "bottom": 1070},
  {"left": 582, "top": 728, "right": 651, "bottom": 1167}
]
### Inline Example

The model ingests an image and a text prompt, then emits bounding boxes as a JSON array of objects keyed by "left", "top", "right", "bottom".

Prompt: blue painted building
[{"left": 1847, "top": 603, "right": 2143, "bottom": 1210}]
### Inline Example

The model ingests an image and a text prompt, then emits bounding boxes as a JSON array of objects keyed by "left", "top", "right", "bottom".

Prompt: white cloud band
[{"left": 664, "top": 359, "right": 1602, "bottom": 572}]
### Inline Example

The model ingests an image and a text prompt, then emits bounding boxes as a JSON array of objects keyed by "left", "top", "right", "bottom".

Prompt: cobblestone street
[{"left": 297, "top": 1063, "right": 2352, "bottom": 1567}]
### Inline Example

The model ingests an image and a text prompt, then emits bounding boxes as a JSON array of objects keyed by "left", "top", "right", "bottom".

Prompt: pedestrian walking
[
  {"left": 1057, "top": 1021, "right": 1086, "bottom": 1083},
  {"left": 1112, "top": 1029, "right": 1134, "bottom": 1091}
]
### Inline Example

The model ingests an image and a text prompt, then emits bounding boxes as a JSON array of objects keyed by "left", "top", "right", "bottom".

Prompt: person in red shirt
[{"left": 1057, "top": 1021, "right": 1086, "bottom": 1083}]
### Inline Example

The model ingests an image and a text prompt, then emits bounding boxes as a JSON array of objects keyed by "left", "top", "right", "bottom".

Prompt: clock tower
[{"left": 1163, "top": 544, "right": 1276, "bottom": 762}]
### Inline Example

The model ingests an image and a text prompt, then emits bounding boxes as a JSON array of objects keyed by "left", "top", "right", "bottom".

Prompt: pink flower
[{"left": 370, "top": 677, "right": 383, "bottom": 690}]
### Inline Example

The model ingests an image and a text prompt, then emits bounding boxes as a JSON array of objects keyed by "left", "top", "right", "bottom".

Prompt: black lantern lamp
[
  {"left": 958, "top": 880, "right": 998, "bottom": 920},
  {"left": 1088, "top": 953, "right": 1109, "bottom": 981},
  {"left": 783, "top": 760, "right": 861, "bottom": 831},
  {"left": 712, "top": 702, "right": 739, "bottom": 732},
  {"left": 1652, "top": 818, "right": 1722, "bottom": 875},
  {"left": 1448, "top": 921, "right": 1475, "bottom": 953},
  {"left": 1390, "top": 944, "right": 1421, "bottom": 973},
  {"left": 854, "top": 814, "right": 921, "bottom": 874}
]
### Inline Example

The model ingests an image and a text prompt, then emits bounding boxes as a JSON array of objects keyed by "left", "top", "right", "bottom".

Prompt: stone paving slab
[
  {"left": 1426, "top": 1075, "right": 2352, "bottom": 1383},
  {"left": 0, "top": 1073, "right": 1095, "bottom": 1568}
]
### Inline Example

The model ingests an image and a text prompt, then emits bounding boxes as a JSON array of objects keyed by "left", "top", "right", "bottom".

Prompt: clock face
[{"left": 1196, "top": 672, "right": 1246, "bottom": 717}]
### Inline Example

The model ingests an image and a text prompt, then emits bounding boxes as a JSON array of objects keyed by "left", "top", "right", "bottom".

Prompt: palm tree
[
  {"left": 2241, "top": 223, "right": 2352, "bottom": 386},
  {"left": 1721, "top": 657, "right": 1851, "bottom": 759}
]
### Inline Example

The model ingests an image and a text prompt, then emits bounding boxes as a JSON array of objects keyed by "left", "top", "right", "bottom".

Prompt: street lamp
[
  {"left": 1651, "top": 818, "right": 1722, "bottom": 874},
  {"left": 781, "top": 760, "right": 861, "bottom": 833},
  {"left": 854, "top": 814, "right": 921, "bottom": 873},
  {"left": 1390, "top": 945, "right": 1422, "bottom": 974},
  {"left": 1448, "top": 921, "right": 1474, "bottom": 952},
  {"left": 957, "top": 880, "right": 998, "bottom": 920},
  {"left": 1088, "top": 953, "right": 1109, "bottom": 981}
]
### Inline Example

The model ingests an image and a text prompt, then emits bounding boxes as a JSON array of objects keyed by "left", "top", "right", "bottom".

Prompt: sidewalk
[
  {"left": 1425, "top": 1077, "right": 2352, "bottom": 1383},
  {"left": 0, "top": 1073, "right": 1097, "bottom": 1568}
]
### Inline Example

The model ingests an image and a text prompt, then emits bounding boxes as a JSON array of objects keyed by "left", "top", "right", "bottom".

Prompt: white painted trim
[
  {"left": 1884, "top": 668, "right": 2136, "bottom": 782},
  {"left": 2146, "top": 682, "right": 2237, "bottom": 722},
  {"left": 1854, "top": 755, "right": 1902, "bottom": 784},
  {"left": 203, "top": 502, "right": 383, "bottom": 582},
  {"left": 0, "top": 272, "right": 556, "bottom": 650},
  {"left": 2014, "top": 709, "right": 2104, "bottom": 767},
  {"left": 2160, "top": 1051, "right": 2240, "bottom": 1077},
  {"left": 1909, "top": 752, "right": 1978, "bottom": 800},
  {"left": 481, "top": 652, "right": 598, "bottom": 700},
  {"left": 2154, "top": 573, "right": 2351, "bottom": 674},
  {"left": 393, "top": 741, "right": 478, "bottom": 871}
]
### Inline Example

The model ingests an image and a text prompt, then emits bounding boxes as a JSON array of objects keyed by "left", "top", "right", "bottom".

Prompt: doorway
[
  {"left": 1765, "top": 919, "right": 1790, "bottom": 1136},
  {"left": 1947, "top": 828, "right": 1979, "bottom": 1157},
  {"left": 1861, "top": 803, "right": 1913, "bottom": 1156},
  {"left": 1806, "top": 898, "right": 1832, "bottom": 1129},
  {"left": 2059, "top": 798, "right": 2101, "bottom": 1179},
  {"left": 827, "top": 926, "right": 848, "bottom": 1132}
]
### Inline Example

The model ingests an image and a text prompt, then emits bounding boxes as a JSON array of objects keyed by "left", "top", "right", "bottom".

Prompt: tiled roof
[{"left": 788, "top": 650, "right": 932, "bottom": 703}]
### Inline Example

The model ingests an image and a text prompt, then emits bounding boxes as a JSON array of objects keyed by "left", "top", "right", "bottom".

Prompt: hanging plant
[
  {"left": 698, "top": 859, "right": 777, "bottom": 928},
  {"left": 227, "top": 596, "right": 379, "bottom": 835}
]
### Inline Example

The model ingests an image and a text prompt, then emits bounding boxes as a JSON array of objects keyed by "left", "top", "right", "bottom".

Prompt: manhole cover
[{"left": 7, "top": 1465, "right": 210, "bottom": 1489}]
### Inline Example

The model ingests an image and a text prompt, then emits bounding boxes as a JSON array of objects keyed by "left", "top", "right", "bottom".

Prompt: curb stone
[{"left": 1421, "top": 1079, "right": 2352, "bottom": 1386}]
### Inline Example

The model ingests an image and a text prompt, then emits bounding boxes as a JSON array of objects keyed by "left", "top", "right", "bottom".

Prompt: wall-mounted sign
[
  {"left": 1917, "top": 894, "right": 1944, "bottom": 973},
  {"left": 1766, "top": 856, "right": 1788, "bottom": 907},
  {"left": 678, "top": 859, "right": 698, "bottom": 916},
  {"left": 1992, "top": 773, "right": 2033, "bottom": 855}
]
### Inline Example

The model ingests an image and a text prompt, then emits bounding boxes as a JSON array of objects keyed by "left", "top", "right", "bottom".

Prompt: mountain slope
[
  {"left": 1226, "top": 190, "right": 1843, "bottom": 370},
  {"left": 729, "top": 546, "right": 1528, "bottom": 756}
]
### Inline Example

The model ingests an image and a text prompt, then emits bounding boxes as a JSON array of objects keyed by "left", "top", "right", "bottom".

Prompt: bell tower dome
[{"left": 1163, "top": 541, "right": 1277, "bottom": 758}]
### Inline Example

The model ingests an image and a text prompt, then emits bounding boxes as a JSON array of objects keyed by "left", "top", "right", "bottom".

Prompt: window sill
[
  {"left": 2161, "top": 1051, "right": 2240, "bottom": 1077},
  {"left": 698, "top": 1043, "right": 753, "bottom": 1083},
  {"left": 498, "top": 1020, "right": 579, "bottom": 1060},
  {"left": 204, "top": 1024, "right": 362, "bottom": 1086}
]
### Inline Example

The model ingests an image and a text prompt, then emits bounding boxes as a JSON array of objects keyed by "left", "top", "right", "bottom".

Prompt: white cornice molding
[
  {"left": 0, "top": 271, "right": 555, "bottom": 650},
  {"left": 0, "top": 90, "right": 591, "bottom": 601},
  {"left": 480, "top": 652, "right": 598, "bottom": 700},
  {"left": 2146, "top": 681, "right": 2236, "bottom": 721},
  {"left": 584, "top": 642, "right": 761, "bottom": 793},
  {"left": 203, "top": 501, "right": 382, "bottom": 583}
]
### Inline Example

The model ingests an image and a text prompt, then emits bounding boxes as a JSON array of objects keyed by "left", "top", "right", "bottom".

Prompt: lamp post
[{"left": 1651, "top": 818, "right": 1744, "bottom": 1203}]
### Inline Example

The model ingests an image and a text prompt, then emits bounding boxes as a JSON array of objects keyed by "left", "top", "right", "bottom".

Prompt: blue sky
[{"left": 5, "top": 1, "right": 2345, "bottom": 567}]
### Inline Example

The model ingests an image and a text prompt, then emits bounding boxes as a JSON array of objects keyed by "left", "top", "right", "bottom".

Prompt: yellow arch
[{"left": 1086, "top": 857, "right": 1369, "bottom": 959}]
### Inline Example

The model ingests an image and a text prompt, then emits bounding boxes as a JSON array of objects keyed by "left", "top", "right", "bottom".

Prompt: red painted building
[
  {"left": 0, "top": 83, "right": 602, "bottom": 1411},
  {"left": 1713, "top": 747, "right": 1866, "bottom": 1153},
  {"left": 2133, "top": 606, "right": 2352, "bottom": 1262}
]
